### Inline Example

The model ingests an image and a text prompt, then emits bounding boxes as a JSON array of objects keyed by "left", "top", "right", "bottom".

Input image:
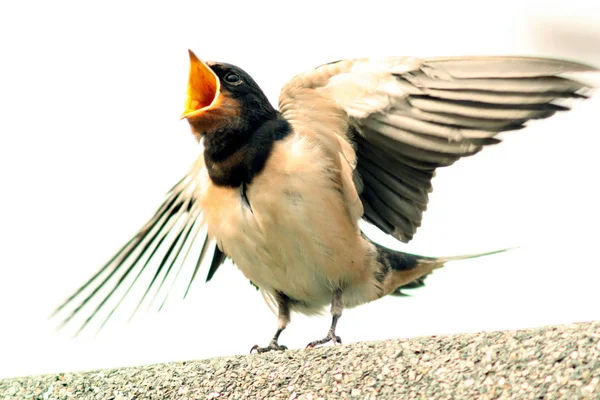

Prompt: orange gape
[{"left": 181, "top": 51, "right": 219, "bottom": 117}]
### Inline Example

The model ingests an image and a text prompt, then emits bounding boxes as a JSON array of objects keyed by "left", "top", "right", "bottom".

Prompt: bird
[{"left": 52, "top": 50, "right": 597, "bottom": 352}]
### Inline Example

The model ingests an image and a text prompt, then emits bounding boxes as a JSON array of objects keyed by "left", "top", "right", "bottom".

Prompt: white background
[{"left": 1, "top": 0, "right": 599, "bottom": 379}]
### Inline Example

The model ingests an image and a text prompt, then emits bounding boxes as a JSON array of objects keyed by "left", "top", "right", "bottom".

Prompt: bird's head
[{"left": 181, "top": 50, "right": 275, "bottom": 139}]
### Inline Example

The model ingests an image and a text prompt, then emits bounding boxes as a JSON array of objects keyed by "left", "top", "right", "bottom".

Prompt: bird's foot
[
  {"left": 305, "top": 331, "right": 342, "bottom": 349},
  {"left": 250, "top": 341, "right": 288, "bottom": 354}
]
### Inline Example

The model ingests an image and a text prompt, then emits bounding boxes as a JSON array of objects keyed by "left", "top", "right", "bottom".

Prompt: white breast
[{"left": 196, "top": 134, "right": 376, "bottom": 312}]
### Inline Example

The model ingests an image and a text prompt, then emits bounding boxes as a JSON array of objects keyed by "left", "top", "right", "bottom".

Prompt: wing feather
[
  {"left": 52, "top": 156, "right": 229, "bottom": 334},
  {"left": 280, "top": 56, "right": 597, "bottom": 242}
]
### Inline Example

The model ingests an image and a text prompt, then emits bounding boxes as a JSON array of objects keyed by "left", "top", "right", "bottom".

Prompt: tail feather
[
  {"left": 422, "top": 247, "right": 517, "bottom": 263},
  {"left": 370, "top": 240, "right": 515, "bottom": 296}
]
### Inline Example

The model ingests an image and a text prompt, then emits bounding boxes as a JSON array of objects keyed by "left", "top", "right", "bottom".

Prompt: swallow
[{"left": 53, "top": 51, "right": 597, "bottom": 352}]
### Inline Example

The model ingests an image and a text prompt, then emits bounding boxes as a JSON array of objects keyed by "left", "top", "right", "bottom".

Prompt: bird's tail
[{"left": 370, "top": 240, "right": 514, "bottom": 296}]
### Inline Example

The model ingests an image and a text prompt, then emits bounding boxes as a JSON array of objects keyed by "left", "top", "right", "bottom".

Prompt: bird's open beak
[{"left": 180, "top": 50, "right": 220, "bottom": 120}]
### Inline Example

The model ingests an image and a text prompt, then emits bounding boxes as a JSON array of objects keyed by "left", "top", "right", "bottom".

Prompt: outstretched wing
[
  {"left": 279, "top": 56, "right": 597, "bottom": 242},
  {"left": 52, "top": 154, "right": 228, "bottom": 334}
]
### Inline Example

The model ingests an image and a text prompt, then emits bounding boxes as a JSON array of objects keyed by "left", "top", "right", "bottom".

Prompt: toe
[{"left": 250, "top": 343, "right": 288, "bottom": 354}]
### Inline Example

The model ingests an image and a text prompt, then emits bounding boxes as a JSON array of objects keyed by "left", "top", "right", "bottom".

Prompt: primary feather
[{"left": 280, "top": 56, "right": 596, "bottom": 241}]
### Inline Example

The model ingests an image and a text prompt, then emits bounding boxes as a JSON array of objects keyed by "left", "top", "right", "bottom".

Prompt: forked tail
[
  {"left": 371, "top": 240, "right": 515, "bottom": 296},
  {"left": 426, "top": 247, "right": 516, "bottom": 263}
]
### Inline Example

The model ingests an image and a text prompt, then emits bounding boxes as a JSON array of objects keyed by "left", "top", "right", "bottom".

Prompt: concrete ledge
[{"left": 2, "top": 321, "right": 599, "bottom": 399}]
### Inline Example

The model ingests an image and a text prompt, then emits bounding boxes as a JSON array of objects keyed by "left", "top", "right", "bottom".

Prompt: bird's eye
[{"left": 225, "top": 73, "right": 242, "bottom": 85}]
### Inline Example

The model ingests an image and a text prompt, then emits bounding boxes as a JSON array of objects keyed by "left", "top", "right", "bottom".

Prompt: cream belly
[{"left": 196, "top": 134, "right": 380, "bottom": 312}]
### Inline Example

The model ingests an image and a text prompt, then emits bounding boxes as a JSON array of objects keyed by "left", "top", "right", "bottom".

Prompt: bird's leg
[
  {"left": 250, "top": 292, "right": 290, "bottom": 353},
  {"left": 306, "top": 289, "right": 343, "bottom": 349}
]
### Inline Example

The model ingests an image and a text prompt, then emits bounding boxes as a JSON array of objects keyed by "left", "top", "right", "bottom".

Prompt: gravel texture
[{"left": 2, "top": 321, "right": 599, "bottom": 399}]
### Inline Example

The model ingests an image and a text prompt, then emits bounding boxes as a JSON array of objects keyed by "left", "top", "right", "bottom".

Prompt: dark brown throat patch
[{"left": 203, "top": 116, "right": 292, "bottom": 187}]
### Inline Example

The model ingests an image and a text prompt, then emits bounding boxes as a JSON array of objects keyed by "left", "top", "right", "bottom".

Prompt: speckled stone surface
[{"left": 2, "top": 321, "right": 599, "bottom": 399}]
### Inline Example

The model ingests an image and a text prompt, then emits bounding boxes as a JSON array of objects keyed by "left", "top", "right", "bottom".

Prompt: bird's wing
[
  {"left": 52, "top": 151, "right": 229, "bottom": 334},
  {"left": 279, "top": 56, "right": 597, "bottom": 242}
]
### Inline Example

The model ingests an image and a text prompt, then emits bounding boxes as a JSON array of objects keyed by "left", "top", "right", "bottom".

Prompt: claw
[
  {"left": 250, "top": 342, "right": 288, "bottom": 354},
  {"left": 305, "top": 333, "right": 342, "bottom": 349}
]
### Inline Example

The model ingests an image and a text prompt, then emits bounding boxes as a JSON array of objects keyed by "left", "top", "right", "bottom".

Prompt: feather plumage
[{"left": 54, "top": 54, "right": 597, "bottom": 334}]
